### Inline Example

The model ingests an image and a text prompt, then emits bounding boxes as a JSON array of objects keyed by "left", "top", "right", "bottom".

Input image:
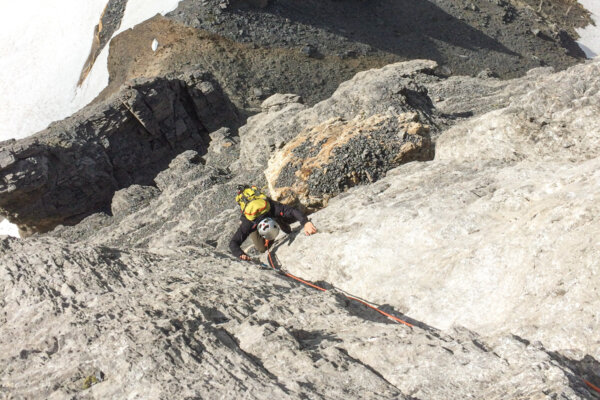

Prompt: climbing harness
[{"left": 264, "top": 240, "right": 413, "bottom": 327}]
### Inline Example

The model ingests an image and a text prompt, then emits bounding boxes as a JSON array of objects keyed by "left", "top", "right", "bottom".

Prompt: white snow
[
  {"left": 0, "top": 218, "right": 19, "bottom": 238},
  {"left": 0, "top": 1, "right": 109, "bottom": 141},
  {"left": 76, "top": 0, "right": 182, "bottom": 106},
  {"left": 0, "top": 0, "right": 182, "bottom": 236},
  {"left": 152, "top": 38, "right": 159, "bottom": 52},
  {"left": 577, "top": 0, "right": 600, "bottom": 58},
  {"left": 1, "top": 0, "right": 183, "bottom": 142},
  {"left": 116, "top": 0, "right": 182, "bottom": 36}
]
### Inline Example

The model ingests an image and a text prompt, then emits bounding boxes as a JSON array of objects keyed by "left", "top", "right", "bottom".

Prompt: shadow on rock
[
  {"left": 245, "top": 0, "right": 518, "bottom": 61},
  {"left": 267, "top": 234, "right": 437, "bottom": 331},
  {"left": 546, "top": 349, "right": 600, "bottom": 399},
  {"left": 0, "top": 72, "right": 240, "bottom": 236}
]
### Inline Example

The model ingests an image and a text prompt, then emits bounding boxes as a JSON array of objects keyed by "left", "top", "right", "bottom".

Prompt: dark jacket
[{"left": 229, "top": 199, "right": 309, "bottom": 257}]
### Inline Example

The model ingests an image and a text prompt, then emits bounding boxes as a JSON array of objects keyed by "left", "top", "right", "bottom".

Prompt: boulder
[
  {"left": 266, "top": 113, "right": 432, "bottom": 210},
  {"left": 260, "top": 94, "right": 303, "bottom": 112},
  {"left": 237, "top": 60, "right": 440, "bottom": 201},
  {"left": 236, "top": 94, "right": 307, "bottom": 171}
]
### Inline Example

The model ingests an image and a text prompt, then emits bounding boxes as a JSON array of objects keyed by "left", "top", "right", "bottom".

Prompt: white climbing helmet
[{"left": 257, "top": 217, "right": 280, "bottom": 241}]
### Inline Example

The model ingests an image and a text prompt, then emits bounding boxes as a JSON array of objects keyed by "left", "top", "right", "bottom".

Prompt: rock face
[
  {"left": 255, "top": 60, "right": 437, "bottom": 210},
  {"left": 275, "top": 59, "right": 600, "bottom": 360},
  {"left": 48, "top": 61, "right": 442, "bottom": 252},
  {"left": 89, "top": 0, "right": 590, "bottom": 120},
  {"left": 0, "top": 71, "right": 238, "bottom": 235},
  {"left": 2, "top": 56, "right": 600, "bottom": 398},
  {"left": 236, "top": 93, "right": 307, "bottom": 171},
  {"left": 169, "top": 0, "right": 587, "bottom": 81},
  {"left": 98, "top": 15, "right": 398, "bottom": 112},
  {"left": 110, "top": 184, "right": 160, "bottom": 217},
  {"left": 0, "top": 235, "right": 593, "bottom": 399},
  {"left": 266, "top": 113, "right": 432, "bottom": 210}
]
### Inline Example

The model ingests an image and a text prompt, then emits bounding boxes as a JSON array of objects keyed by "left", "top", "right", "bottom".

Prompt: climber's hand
[
  {"left": 304, "top": 221, "right": 317, "bottom": 236},
  {"left": 240, "top": 254, "right": 251, "bottom": 261}
]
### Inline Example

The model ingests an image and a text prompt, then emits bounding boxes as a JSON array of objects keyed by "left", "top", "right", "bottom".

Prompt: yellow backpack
[{"left": 236, "top": 185, "right": 271, "bottom": 221}]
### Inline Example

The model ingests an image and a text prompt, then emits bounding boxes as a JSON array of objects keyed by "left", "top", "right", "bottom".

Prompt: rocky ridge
[
  {"left": 0, "top": 71, "right": 238, "bottom": 236},
  {"left": 168, "top": 0, "right": 588, "bottom": 78},
  {"left": 0, "top": 58, "right": 596, "bottom": 398},
  {"left": 87, "top": 0, "right": 590, "bottom": 117},
  {"left": 1, "top": 1, "right": 600, "bottom": 397}
]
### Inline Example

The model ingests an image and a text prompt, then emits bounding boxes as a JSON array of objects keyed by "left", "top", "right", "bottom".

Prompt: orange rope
[
  {"left": 265, "top": 243, "right": 412, "bottom": 327},
  {"left": 585, "top": 379, "right": 600, "bottom": 394},
  {"left": 344, "top": 294, "right": 414, "bottom": 327},
  {"left": 262, "top": 241, "right": 600, "bottom": 388},
  {"left": 267, "top": 247, "right": 326, "bottom": 291}
]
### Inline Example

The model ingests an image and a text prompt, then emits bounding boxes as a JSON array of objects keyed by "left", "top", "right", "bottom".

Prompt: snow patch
[
  {"left": 115, "top": 0, "right": 182, "bottom": 36},
  {"left": 577, "top": 0, "right": 600, "bottom": 58},
  {"left": 0, "top": 0, "right": 108, "bottom": 140},
  {"left": 76, "top": 0, "right": 183, "bottom": 133},
  {"left": 1, "top": 0, "right": 183, "bottom": 236},
  {"left": 0, "top": 218, "right": 20, "bottom": 238},
  {"left": 1, "top": 0, "right": 183, "bottom": 142}
]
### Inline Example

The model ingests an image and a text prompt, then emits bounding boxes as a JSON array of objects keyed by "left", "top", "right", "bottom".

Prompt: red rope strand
[{"left": 265, "top": 244, "right": 412, "bottom": 327}]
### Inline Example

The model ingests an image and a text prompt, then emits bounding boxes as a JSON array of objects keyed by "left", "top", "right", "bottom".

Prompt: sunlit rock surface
[
  {"left": 275, "top": 60, "right": 600, "bottom": 358},
  {"left": 2, "top": 60, "right": 600, "bottom": 398},
  {"left": 0, "top": 236, "right": 592, "bottom": 399}
]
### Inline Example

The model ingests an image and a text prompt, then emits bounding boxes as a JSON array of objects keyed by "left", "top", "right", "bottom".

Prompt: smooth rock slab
[{"left": 273, "top": 59, "right": 600, "bottom": 358}]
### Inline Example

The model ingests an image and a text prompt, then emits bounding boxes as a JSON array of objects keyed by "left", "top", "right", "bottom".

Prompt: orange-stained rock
[{"left": 266, "top": 113, "right": 432, "bottom": 211}]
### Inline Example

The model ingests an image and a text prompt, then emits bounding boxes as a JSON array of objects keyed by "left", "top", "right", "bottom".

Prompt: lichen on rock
[{"left": 266, "top": 112, "right": 432, "bottom": 211}]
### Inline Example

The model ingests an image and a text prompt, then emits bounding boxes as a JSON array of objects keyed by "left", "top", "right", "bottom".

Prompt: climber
[{"left": 229, "top": 185, "right": 317, "bottom": 261}]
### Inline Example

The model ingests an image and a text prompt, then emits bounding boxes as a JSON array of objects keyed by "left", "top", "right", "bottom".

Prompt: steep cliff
[
  {"left": 276, "top": 59, "right": 600, "bottom": 361},
  {"left": 1, "top": 4, "right": 599, "bottom": 395},
  {"left": 0, "top": 71, "right": 238, "bottom": 235}
]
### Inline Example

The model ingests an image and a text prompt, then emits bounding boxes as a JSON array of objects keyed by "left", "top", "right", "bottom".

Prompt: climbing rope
[
  {"left": 264, "top": 241, "right": 413, "bottom": 328},
  {"left": 261, "top": 241, "right": 600, "bottom": 396},
  {"left": 585, "top": 379, "right": 600, "bottom": 395}
]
